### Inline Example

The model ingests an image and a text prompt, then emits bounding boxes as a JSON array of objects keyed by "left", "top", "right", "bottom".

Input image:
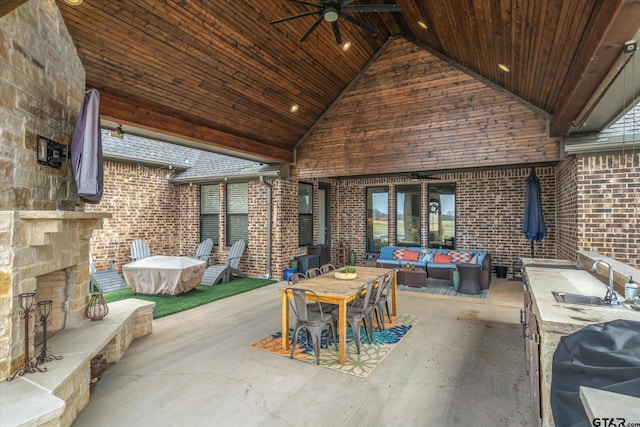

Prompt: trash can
[{"left": 495, "top": 265, "right": 508, "bottom": 278}]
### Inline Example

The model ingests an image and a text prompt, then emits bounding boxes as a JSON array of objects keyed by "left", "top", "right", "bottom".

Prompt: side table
[
  {"left": 397, "top": 267, "right": 427, "bottom": 287},
  {"left": 457, "top": 263, "right": 481, "bottom": 295}
]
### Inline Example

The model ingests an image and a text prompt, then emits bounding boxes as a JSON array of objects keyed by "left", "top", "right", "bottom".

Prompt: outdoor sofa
[{"left": 376, "top": 246, "right": 492, "bottom": 289}]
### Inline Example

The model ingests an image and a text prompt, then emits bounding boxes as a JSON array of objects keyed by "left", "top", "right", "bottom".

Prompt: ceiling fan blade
[
  {"left": 287, "top": 0, "right": 323, "bottom": 8},
  {"left": 332, "top": 21, "right": 342, "bottom": 45},
  {"left": 270, "top": 10, "right": 319, "bottom": 25},
  {"left": 300, "top": 16, "right": 324, "bottom": 42},
  {"left": 343, "top": 15, "right": 378, "bottom": 36},
  {"left": 344, "top": 5, "right": 401, "bottom": 13}
]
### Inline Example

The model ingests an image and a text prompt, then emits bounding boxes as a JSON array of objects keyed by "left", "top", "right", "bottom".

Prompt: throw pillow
[
  {"left": 433, "top": 253, "right": 453, "bottom": 264},
  {"left": 420, "top": 251, "right": 434, "bottom": 263},
  {"left": 393, "top": 249, "right": 405, "bottom": 260},
  {"left": 403, "top": 251, "right": 420, "bottom": 262},
  {"left": 450, "top": 251, "right": 472, "bottom": 263},
  {"left": 470, "top": 253, "right": 479, "bottom": 265},
  {"left": 379, "top": 246, "right": 396, "bottom": 260}
]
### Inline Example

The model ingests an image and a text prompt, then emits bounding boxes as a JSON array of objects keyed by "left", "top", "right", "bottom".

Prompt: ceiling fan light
[
  {"left": 324, "top": 8, "right": 339, "bottom": 22},
  {"left": 64, "top": 0, "right": 83, "bottom": 5}
]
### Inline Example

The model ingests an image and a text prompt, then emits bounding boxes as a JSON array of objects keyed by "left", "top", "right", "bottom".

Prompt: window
[
  {"left": 298, "top": 182, "right": 313, "bottom": 246},
  {"left": 226, "top": 182, "right": 248, "bottom": 244},
  {"left": 428, "top": 183, "right": 456, "bottom": 249},
  {"left": 396, "top": 185, "right": 421, "bottom": 247},
  {"left": 200, "top": 184, "right": 219, "bottom": 245},
  {"left": 366, "top": 187, "right": 389, "bottom": 252}
]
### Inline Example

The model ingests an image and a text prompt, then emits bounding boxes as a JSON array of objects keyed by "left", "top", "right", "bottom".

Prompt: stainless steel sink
[{"left": 552, "top": 291, "right": 627, "bottom": 308}]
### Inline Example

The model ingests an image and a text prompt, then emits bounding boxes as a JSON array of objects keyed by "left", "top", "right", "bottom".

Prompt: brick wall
[
  {"left": 89, "top": 155, "right": 638, "bottom": 279},
  {"left": 0, "top": 0, "right": 84, "bottom": 210},
  {"left": 330, "top": 167, "right": 556, "bottom": 271},
  {"left": 88, "top": 164, "right": 283, "bottom": 278},
  {"left": 556, "top": 156, "right": 579, "bottom": 261},
  {"left": 86, "top": 162, "right": 181, "bottom": 270},
  {"left": 577, "top": 152, "right": 640, "bottom": 268}
]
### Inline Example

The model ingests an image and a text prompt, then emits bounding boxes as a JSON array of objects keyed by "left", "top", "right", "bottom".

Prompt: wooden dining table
[{"left": 281, "top": 266, "right": 397, "bottom": 364}]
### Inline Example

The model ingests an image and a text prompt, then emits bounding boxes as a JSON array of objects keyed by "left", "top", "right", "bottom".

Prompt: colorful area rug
[
  {"left": 251, "top": 314, "right": 419, "bottom": 378},
  {"left": 399, "top": 278, "right": 488, "bottom": 299}
]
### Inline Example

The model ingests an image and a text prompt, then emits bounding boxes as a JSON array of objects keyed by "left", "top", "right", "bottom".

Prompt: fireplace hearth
[{"left": 0, "top": 210, "right": 110, "bottom": 379}]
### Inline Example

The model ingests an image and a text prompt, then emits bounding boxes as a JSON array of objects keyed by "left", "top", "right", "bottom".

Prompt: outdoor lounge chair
[
  {"left": 89, "top": 255, "right": 128, "bottom": 293},
  {"left": 194, "top": 238, "right": 215, "bottom": 266},
  {"left": 200, "top": 239, "right": 246, "bottom": 286},
  {"left": 130, "top": 239, "right": 152, "bottom": 261}
]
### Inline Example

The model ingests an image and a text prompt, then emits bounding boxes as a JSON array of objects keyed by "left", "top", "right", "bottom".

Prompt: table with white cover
[{"left": 122, "top": 256, "right": 207, "bottom": 295}]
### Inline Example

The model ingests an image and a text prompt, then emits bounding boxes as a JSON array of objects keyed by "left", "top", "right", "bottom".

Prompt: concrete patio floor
[{"left": 73, "top": 278, "right": 530, "bottom": 426}]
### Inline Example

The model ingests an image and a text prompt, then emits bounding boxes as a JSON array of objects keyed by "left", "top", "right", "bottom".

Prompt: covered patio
[
  {"left": 2, "top": 1, "right": 640, "bottom": 426},
  {"left": 73, "top": 280, "right": 528, "bottom": 427}
]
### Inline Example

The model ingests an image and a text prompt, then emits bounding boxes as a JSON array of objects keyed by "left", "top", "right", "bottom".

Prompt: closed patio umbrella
[
  {"left": 71, "top": 89, "right": 103, "bottom": 203},
  {"left": 522, "top": 168, "right": 546, "bottom": 258}
]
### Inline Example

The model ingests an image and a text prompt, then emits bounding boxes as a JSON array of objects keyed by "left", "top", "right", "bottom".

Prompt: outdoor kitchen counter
[{"left": 523, "top": 258, "right": 640, "bottom": 427}]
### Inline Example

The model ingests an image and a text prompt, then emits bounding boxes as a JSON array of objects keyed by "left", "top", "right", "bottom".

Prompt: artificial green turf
[{"left": 103, "top": 276, "right": 276, "bottom": 319}]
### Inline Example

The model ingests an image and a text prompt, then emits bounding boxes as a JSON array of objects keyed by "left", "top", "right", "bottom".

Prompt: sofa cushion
[
  {"left": 379, "top": 246, "right": 396, "bottom": 260},
  {"left": 427, "top": 262, "right": 456, "bottom": 269},
  {"left": 401, "top": 260, "right": 426, "bottom": 268},
  {"left": 450, "top": 251, "right": 472, "bottom": 263},
  {"left": 377, "top": 259, "right": 402, "bottom": 267},
  {"left": 403, "top": 250, "right": 420, "bottom": 261},
  {"left": 433, "top": 253, "right": 452, "bottom": 264},
  {"left": 393, "top": 248, "right": 405, "bottom": 260}
]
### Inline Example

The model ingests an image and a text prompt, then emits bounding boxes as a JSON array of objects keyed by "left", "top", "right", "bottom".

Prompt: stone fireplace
[{"left": 0, "top": 210, "right": 110, "bottom": 379}]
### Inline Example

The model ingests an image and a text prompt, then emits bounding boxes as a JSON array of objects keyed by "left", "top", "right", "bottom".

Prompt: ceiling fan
[{"left": 270, "top": 0, "right": 401, "bottom": 45}]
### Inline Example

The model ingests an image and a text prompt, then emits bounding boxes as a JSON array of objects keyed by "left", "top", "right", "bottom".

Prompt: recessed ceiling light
[
  {"left": 64, "top": 0, "right": 83, "bottom": 5},
  {"left": 290, "top": 104, "right": 299, "bottom": 113},
  {"left": 341, "top": 41, "right": 351, "bottom": 52},
  {"left": 418, "top": 21, "right": 428, "bottom": 30},
  {"left": 498, "top": 63, "right": 510, "bottom": 72}
]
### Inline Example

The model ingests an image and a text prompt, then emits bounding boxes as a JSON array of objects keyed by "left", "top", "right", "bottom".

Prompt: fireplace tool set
[{"left": 6, "top": 293, "right": 63, "bottom": 381}]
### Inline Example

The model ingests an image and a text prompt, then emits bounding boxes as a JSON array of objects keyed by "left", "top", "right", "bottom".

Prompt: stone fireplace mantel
[{"left": 1, "top": 210, "right": 111, "bottom": 379}]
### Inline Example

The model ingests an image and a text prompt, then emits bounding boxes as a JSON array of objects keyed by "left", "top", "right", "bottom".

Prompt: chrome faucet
[{"left": 591, "top": 260, "right": 619, "bottom": 305}]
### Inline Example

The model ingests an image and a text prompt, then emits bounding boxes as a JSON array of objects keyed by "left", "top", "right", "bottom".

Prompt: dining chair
[
  {"left": 306, "top": 268, "right": 323, "bottom": 279},
  {"left": 285, "top": 287, "right": 337, "bottom": 365},
  {"left": 320, "top": 263, "right": 336, "bottom": 274},
  {"left": 373, "top": 271, "right": 394, "bottom": 330},
  {"left": 332, "top": 280, "right": 374, "bottom": 354},
  {"left": 287, "top": 272, "right": 307, "bottom": 285}
]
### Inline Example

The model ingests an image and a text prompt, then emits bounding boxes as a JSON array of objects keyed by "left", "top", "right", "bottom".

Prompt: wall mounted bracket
[{"left": 37, "top": 135, "right": 68, "bottom": 168}]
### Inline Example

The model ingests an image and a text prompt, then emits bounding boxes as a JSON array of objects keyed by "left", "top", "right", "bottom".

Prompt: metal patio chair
[{"left": 285, "top": 287, "right": 337, "bottom": 365}]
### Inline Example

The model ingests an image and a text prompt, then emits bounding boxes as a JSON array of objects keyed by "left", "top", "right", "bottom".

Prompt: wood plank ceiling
[{"left": 25, "top": 1, "right": 640, "bottom": 162}]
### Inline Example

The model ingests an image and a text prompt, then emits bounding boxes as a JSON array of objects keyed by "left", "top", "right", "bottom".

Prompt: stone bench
[{"left": 0, "top": 299, "right": 154, "bottom": 427}]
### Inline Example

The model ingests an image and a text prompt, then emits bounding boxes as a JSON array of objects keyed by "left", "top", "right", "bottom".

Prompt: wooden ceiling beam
[
  {"left": 0, "top": 0, "right": 26, "bottom": 17},
  {"left": 549, "top": 0, "right": 640, "bottom": 137},
  {"left": 99, "top": 93, "right": 293, "bottom": 163}
]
